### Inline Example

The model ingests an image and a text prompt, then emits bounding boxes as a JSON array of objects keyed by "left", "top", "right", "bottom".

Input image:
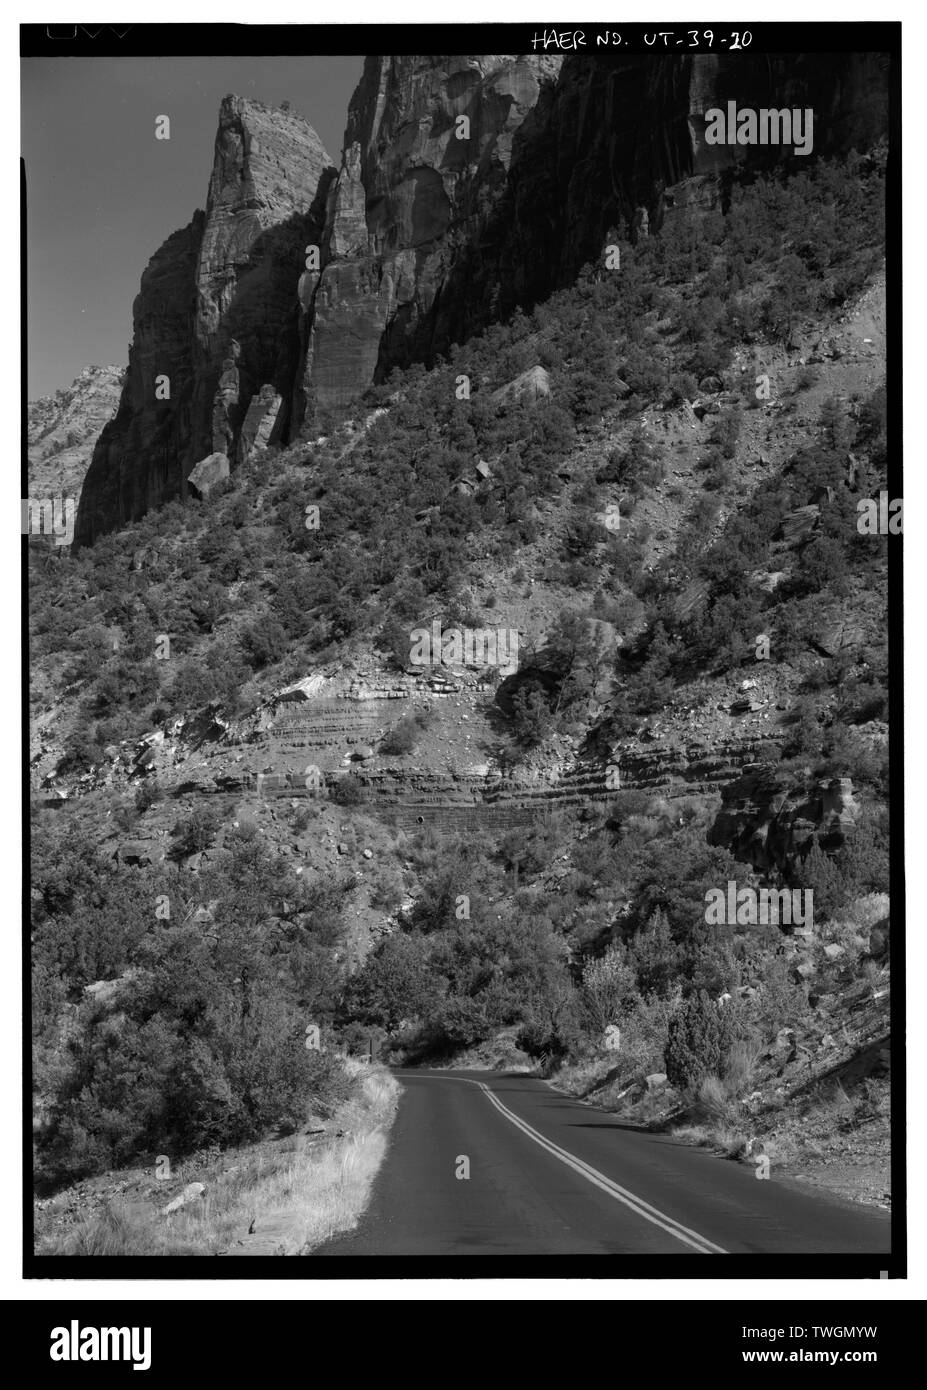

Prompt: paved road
[{"left": 314, "top": 1071, "right": 891, "bottom": 1257}]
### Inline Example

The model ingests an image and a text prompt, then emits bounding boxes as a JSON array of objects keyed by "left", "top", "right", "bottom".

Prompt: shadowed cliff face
[
  {"left": 74, "top": 55, "right": 888, "bottom": 545},
  {"left": 75, "top": 96, "right": 334, "bottom": 548},
  {"left": 708, "top": 766, "right": 860, "bottom": 876},
  {"left": 73, "top": 214, "right": 205, "bottom": 547}
]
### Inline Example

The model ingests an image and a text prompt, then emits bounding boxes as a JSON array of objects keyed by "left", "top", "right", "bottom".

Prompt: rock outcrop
[
  {"left": 28, "top": 365, "right": 124, "bottom": 512},
  {"left": 239, "top": 384, "right": 283, "bottom": 465},
  {"left": 293, "top": 54, "right": 564, "bottom": 422},
  {"left": 75, "top": 97, "right": 334, "bottom": 547},
  {"left": 74, "top": 54, "right": 889, "bottom": 543},
  {"left": 189, "top": 98, "right": 334, "bottom": 459},
  {"left": 708, "top": 765, "right": 859, "bottom": 875},
  {"left": 74, "top": 216, "right": 205, "bottom": 546}
]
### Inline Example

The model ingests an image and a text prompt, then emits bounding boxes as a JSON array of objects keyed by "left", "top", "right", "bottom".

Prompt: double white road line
[{"left": 466, "top": 1079, "right": 727, "bottom": 1255}]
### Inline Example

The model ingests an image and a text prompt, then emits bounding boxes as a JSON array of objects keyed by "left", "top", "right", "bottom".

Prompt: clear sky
[{"left": 22, "top": 55, "right": 363, "bottom": 398}]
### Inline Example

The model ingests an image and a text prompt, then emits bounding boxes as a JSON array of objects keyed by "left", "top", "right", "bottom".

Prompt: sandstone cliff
[
  {"left": 74, "top": 215, "right": 204, "bottom": 545},
  {"left": 295, "top": 51, "right": 888, "bottom": 424},
  {"left": 74, "top": 54, "right": 888, "bottom": 543},
  {"left": 190, "top": 96, "right": 334, "bottom": 462},
  {"left": 28, "top": 365, "right": 124, "bottom": 512},
  {"left": 293, "top": 54, "right": 564, "bottom": 421},
  {"left": 75, "top": 97, "right": 334, "bottom": 547}
]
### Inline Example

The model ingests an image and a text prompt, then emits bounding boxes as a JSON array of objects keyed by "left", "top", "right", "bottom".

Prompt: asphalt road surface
[{"left": 313, "top": 1071, "right": 891, "bottom": 1257}]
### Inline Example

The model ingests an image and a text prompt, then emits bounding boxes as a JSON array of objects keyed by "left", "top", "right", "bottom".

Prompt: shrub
[
  {"left": 510, "top": 685, "right": 554, "bottom": 745},
  {"left": 329, "top": 776, "right": 368, "bottom": 807},
  {"left": 135, "top": 780, "right": 163, "bottom": 813},
  {"left": 628, "top": 908, "right": 679, "bottom": 996},
  {"left": 664, "top": 989, "right": 734, "bottom": 1092},
  {"left": 581, "top": 946, "right": 637, "bottom": 1037},
  {"left": 173, "top": 806, "right": 221, "bottom": 855},
  {"left": 113, "top": 799, "right": 140, "bottom": 833},
  {"left": 707, "top": 406, "right": 743, "bottom": 460},
  {"left": 380, "top": 710, "right": 431, "bottom": 756},
  {"left": 239, "top": 616, "right": 288, "bottom": 670}
]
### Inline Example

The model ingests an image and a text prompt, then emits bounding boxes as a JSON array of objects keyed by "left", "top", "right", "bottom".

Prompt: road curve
[{"left": 312, "top": 1070, "right": 891, "bottom": 1258}]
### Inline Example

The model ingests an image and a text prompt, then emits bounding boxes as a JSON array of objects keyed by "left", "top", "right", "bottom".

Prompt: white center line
[{"left": 450, "top": 1077, "right": 727, "bottom": 1255}]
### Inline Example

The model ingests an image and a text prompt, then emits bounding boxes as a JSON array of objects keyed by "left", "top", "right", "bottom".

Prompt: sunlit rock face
[
  {"left": 75, "top": 53, "right": 888, "bottom": 543},
  {"left": 76, "top": 96, "right": 333, "bottom": 546},
  {"left": 294, "top": 55, "right": 565, "bottom": 424}
]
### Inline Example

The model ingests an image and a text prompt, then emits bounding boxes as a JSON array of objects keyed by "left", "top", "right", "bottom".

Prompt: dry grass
[
  {"left": 668, "top": 1051, "right": 764, "bottom": 1160},
  {"left": 724, "top": 1037, "right": 763, "bottom": 1097},
  {"left": 38, "top": 1060, "right": 400, "bottom": 1257},
  {"left": 671, "top": 1122, "right": 750, "bottom": 1158},
  {"left": 550, "top": 1055, "right": 617, "bottom": 1097}
]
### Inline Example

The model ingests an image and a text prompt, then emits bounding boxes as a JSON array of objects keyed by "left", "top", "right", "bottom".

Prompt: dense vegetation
[{"left": 33, "top": 818, "right": 351, "bottom": 1188}]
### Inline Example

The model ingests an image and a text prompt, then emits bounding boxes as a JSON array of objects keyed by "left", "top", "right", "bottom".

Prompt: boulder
[
  {"left": 492, "top": 365, "right": 552, "bottom": 406},
  {"left": 809, "top": 619, "right": 865, "bottom": 658},
  {"left": 84, "top": 978, "right": 126, "bottom": 1006},
  {"left": 779, "top": 504, "right": 820, "bottom": 543},
  {"left": 644, "top": 1072, "right": 668, "bottom": 1092},
  {"left": 161, "top": 1182, "right": 206, "bottom": 1216},
  {"left": 187, "top": 452, "right": 229, "bottom": 499},
  {"left": 275, "top": 673, "right": 328, "bottom": 703}
]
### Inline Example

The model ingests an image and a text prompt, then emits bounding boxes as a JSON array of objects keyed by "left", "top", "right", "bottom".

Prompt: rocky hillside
[{"left": 28, "top": 364, "right": 124, "bottom": 508}]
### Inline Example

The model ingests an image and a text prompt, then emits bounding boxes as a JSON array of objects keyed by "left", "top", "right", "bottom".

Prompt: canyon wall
[
  {"left": 75, "top": 97, "right": 334, "bottom": 546},
  {"left": 74, "top": 53, "right": 889, "bottom": 545},
  {"left": 28, "top": 364, "right": 124, "bottom": 512}
]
